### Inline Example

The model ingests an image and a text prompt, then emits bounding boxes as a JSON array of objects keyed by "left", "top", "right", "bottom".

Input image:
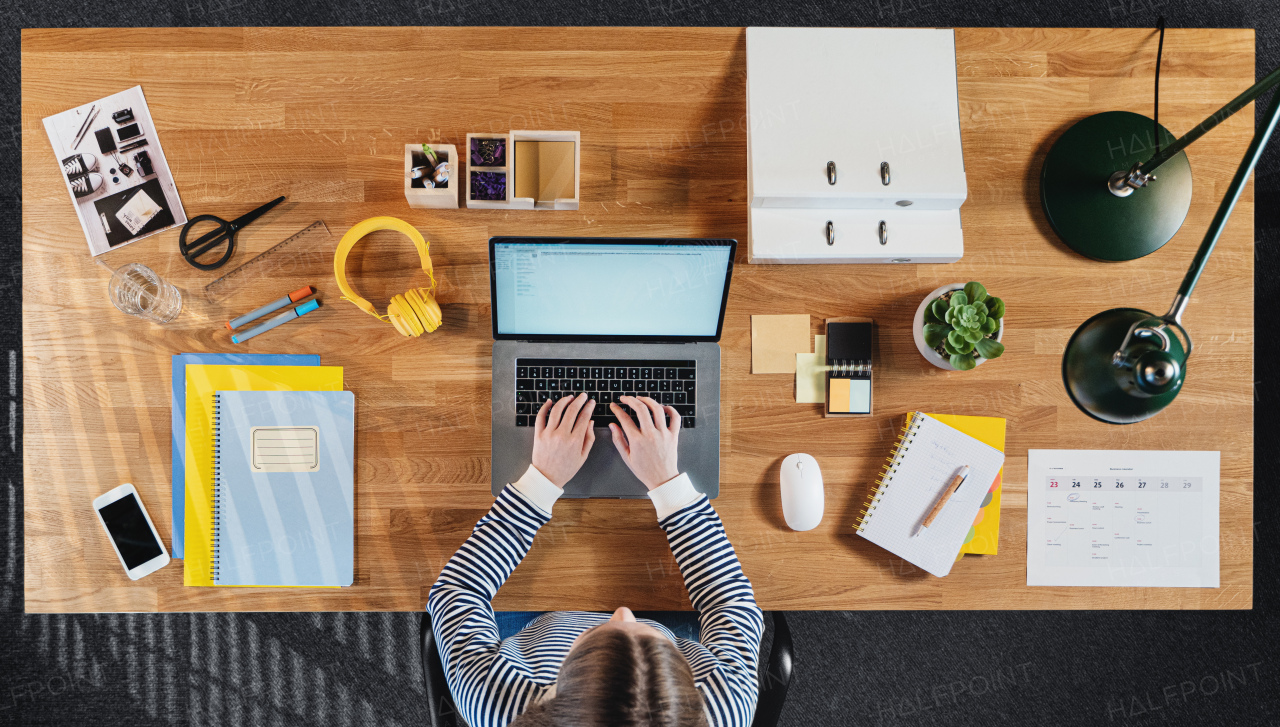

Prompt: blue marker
[
  {"left": 227, "top": 285, "right": 315, "bottom": 330},
  {"left": 231, "top": 299, "right": 321, "bottom": 343}
]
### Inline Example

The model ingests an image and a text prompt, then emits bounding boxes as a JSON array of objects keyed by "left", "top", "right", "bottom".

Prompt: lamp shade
[{"left": 1062, "top": 308, "right": 1186, "bottom": 424}]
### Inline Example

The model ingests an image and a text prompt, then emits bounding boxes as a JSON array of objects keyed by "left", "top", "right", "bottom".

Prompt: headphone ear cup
[
  {"left": 406, "top": 288, "right": 442, "bottom": 333},
  {"left": 387, "top": 294, "right": 425, "bottom": 337},
  {"left": 383, "top": 289, "right": 440, "bottom": 338},
  {"left": 389, "top": 313, "right": 416, "bottom": 337}
]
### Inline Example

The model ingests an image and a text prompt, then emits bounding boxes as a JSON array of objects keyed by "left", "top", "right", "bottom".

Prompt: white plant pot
[{"left": 913, "top": 284, "right": 1004, "bottom": 371}]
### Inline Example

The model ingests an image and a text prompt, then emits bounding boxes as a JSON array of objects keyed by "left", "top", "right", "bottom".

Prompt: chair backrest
[
  {"left": 420, "top": 611, "right": 467, "bottom": 727},
  {"left": 419, "top": 611, "right": 794, "bottom": 727},
  {"left": 752, "top": 612, "right": 794, "bottom": 727}
]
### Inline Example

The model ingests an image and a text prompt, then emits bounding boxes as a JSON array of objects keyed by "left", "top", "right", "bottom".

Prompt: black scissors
[{"left": 179, "top": 196, "right": 285, "bottom": 270}]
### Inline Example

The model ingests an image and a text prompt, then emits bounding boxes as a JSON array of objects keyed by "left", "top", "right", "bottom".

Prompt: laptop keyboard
[{"left": 514, "top": 358, "right": 696, "bottom": 428}]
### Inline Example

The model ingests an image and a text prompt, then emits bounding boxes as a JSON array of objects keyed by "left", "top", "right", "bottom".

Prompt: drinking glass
[{"left": 107, "top": 263, "right": 182, "bottom": 323}]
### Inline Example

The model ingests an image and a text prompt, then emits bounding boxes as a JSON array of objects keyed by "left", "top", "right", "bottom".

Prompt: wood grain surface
[{"left": 22, "top": 27, "right": 1254, "bottom": 612}]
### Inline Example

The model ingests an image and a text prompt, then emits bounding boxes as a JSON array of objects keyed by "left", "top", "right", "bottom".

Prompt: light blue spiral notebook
[
  {"left": 212, "top": 390, "right": 355, "bottom": 587},
  {"left": 170, "top": 353, "right": 319, "bottom": 558}
]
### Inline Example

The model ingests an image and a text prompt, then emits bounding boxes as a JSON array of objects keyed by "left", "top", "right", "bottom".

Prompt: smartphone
[
  {"left": 116, "top": 123, "right": 142, "bottom": 142},
  {"left": 93, "top": 484, "right": 169, "bottom": 580}
]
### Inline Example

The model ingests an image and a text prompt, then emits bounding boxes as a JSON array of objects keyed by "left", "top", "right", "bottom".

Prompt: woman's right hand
[
  {"left": 608, "top": 395, "right": 682, "bottom": 491},
  {"left": 531, "top": 393, "right": 597, "bottom": 487}
]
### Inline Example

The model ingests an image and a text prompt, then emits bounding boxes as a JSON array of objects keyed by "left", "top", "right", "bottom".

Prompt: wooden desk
[{"left": 22, "top": 27, "right": 1253, "bottom": 612}]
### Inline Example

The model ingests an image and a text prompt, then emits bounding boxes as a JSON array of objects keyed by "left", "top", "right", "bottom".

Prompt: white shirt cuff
[
  {"left": 510, "top": 464, "right": 565, "bottom": 516},
  {"left": 647, "top": 473, "right": 700, "bottom": 520}
]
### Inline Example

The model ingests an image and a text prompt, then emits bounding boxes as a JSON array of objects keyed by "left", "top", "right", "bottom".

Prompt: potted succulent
[{"left": 913, "top": 282, "right": 1006, "bottom": 370}]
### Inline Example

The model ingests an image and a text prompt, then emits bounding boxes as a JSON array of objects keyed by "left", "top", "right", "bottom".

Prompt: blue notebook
[
  {"left": 170, "top": 353, "right": 319, "bottom": 558},
  {"left": 212, "top": 390, "right": 356, "bottom": 587}
]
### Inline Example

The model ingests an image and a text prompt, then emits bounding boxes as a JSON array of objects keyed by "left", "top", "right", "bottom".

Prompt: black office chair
[{"left": 420, "top": 611, "right": 795, "bottom": 727}]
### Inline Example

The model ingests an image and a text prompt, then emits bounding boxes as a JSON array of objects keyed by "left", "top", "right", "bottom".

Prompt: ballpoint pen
[
  {"left": 915, "top": 465, "right": 970, "bottom": 536},
  {"left": 72, "top": 105, "right": 99, "bottom": 150}
]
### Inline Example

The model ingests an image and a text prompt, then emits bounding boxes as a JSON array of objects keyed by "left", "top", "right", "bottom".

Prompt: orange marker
[{"left": 227, "top": 285, "right": 315, "bottom": 330}]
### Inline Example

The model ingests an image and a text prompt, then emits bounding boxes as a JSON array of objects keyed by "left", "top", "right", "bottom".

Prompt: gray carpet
[{"left": 2, "top": 1, "right": 1279, "bottom": 725}]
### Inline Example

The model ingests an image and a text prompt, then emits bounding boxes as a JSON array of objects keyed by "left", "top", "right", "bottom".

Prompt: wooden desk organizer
[
  {"left": 465, "top": 131, "right": 580, "bottom": 210},
  {"left": 404, "top": 143, "right": 459, "bottom": 209}
]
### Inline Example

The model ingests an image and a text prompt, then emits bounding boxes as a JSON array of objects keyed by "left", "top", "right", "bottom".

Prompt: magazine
[{"left": 41, "top": 85, "right": 186, "bottom": 256}]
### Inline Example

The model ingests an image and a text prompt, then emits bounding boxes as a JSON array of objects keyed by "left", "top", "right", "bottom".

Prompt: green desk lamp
[
  {"left": 1056, "top": 71, "right": 1280, "bottom": 424},
  {"left": 1040, "top": 23, "right": 1280, "bottom": 262}
]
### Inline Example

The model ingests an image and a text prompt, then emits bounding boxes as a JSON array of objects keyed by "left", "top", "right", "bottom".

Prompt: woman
[{"left": 428, "top": 392, "right": 763, "bottom": 727}]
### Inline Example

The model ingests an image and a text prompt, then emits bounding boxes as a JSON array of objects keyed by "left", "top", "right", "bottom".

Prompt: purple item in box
[
  {"left": 470, "top": 138, "right": 506, "bottom": 167},
  {"left": 471, "top": 171, "right": 506, "bottom": 201}
]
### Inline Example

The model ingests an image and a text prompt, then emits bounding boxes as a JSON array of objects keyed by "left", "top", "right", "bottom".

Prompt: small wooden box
[
  {"left": 404, "top": 144, "right": 458, "bottom": 209},
  {"left": 464, "top": 131, "right": 580, "bottom": 210},
  {"left": 510, "top": 130, "right": 580, "bottom": 210},
  {"left": 465, "top": 133, "right": 512, "bottom": 208}
]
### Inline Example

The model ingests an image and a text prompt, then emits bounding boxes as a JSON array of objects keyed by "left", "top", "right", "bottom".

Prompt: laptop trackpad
[{"left": 560, "top": 429, "right": 649, "bottom": 499}]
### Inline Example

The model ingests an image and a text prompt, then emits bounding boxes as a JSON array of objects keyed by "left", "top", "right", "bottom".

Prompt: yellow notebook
[
  {"left": 184, "top": 365, "right": 344, "bottom": 586},
  {"left": 927, "top": 413, "right": 1006, "bottom": 557}
]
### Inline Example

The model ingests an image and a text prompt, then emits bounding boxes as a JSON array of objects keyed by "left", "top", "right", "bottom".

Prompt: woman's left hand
[{"left": 531, "top": 393, "right": 597, "bottom": 487}]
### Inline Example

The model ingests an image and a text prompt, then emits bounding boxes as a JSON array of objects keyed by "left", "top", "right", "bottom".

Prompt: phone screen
[{"left": 98, "top": 493, "right": 163, "bottom": 569}]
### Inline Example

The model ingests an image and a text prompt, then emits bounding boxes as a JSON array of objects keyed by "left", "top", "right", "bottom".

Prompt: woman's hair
[{"left": 510, "top": 626, "right": 708, "bottom": 727}]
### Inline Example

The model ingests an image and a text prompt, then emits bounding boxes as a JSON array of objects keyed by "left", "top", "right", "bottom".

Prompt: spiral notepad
[
  {"left": 855, "top": 412, "right": 1005, "bottom": 577},
  {"left": 212, "top": 390, "right": 355, "bottom": 587}
]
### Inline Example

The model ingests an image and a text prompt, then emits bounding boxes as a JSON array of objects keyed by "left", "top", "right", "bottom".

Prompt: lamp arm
[
  {"left": 1164, "top": 86, "right": 1280, "bottom": 325},
  {"left": 1142, "top": 65, "right": 1280, "bottom": 177}
]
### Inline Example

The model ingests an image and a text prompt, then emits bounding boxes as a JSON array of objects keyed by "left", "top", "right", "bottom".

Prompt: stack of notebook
[
  {"left": 172, "top": 355, "right": 355, "bottom": 587},
  {"left": 930, "top": 413, "right": 1006, "bottom": 559},
  {"left": 854, "top": 411, "right": 1006, "bottom": 577}
]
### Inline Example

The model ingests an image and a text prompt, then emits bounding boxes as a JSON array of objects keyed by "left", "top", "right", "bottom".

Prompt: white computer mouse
[{"left": 780, "top": 453, "right": 824, "bottom": 531}]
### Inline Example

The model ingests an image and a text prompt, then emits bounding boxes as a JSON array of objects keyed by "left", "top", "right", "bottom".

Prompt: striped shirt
[{"left": 428, "top": 466, "right": 764, "bottom": 727}]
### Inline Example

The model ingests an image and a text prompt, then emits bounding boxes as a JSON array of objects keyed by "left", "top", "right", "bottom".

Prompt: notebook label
[{"left": 250, "top": 426, "right": 320, "bottom": 472}]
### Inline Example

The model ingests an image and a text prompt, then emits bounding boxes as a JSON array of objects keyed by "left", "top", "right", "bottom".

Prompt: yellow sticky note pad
[
  {"left": 795, "top": 334, "right": 826, "bottom": 403},
  {"left": 752, "top": 314, "right": 811, "bottom": 373}
]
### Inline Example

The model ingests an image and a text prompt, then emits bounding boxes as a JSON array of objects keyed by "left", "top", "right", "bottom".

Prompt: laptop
[{"left": 490, "top": 237, "right": 736, "bottom": 498}]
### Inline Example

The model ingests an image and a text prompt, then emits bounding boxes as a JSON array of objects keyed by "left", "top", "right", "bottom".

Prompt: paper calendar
[{"left": 1027, "top": 450, "right": 1219, "bottom": 588}]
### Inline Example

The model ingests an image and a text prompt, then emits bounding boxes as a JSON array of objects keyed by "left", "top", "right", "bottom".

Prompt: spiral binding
[
  {"left": 854, "top": 412, "right": 923, "bottom": 533},
  {"left": 210, "top": 393, "right": 222, "bottom": 584},
  {"left": 828, "top": 359, "right": 872, "bottom": 376}
]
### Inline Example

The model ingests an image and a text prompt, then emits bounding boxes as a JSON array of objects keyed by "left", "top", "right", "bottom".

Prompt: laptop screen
[{"left": 490, "top": 238, "right": 736, "bottom": 341}]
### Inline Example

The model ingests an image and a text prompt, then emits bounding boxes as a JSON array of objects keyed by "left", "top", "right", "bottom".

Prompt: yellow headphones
[{"left": 334, "top": 216, "right": 442, "bottom": 337}]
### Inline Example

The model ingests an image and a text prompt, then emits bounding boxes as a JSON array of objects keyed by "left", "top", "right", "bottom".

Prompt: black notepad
[
  {"left": 827, "top": 321, "right": 873, "bottom": 363},
  {"left": 92, "top": 178, "right": 176, "bottom": 247}
]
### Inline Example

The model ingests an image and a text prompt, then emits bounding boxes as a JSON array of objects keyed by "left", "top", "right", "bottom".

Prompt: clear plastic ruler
[{"left": 203, "top": 221, "right": 331, "bottom": 302}]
